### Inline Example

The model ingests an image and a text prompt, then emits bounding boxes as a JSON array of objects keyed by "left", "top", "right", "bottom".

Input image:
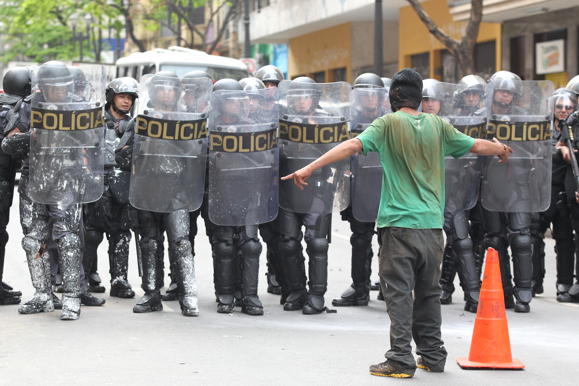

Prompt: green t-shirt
[{"left": 356, "top": 110, "right": 475, "bottom": 229}]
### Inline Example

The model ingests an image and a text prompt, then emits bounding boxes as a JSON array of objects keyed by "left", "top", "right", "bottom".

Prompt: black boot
[
  {"left": 332, "top": 285, "right": 369, "bottom": 307},
  {"left": 133, "top": 291, "right": 163, "bottom": 313},
  {"left": 110, "top": 278, "right": 135, "bottom": 299},
  {"left": 216, "top": 294, "right": 235, "bottom": 314},
  {"left": 80, "top": 291, "right": 106, "bottom": 306},
  {"left": 88, "top": 273, "right": 105, "bottom": 293}
]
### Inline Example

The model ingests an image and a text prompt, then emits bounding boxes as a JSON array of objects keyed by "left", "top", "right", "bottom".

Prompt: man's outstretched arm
[
  {"left": 471, "top": 138, "right": 512, "bottom": 162},
  {"left": 281, "top": 138, "right": 363, "bottom": 190}
]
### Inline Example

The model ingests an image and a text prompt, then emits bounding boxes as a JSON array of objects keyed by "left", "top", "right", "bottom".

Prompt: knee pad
[
  {"left": 172, "top": 238, "right": 192, "bottom": 257},
  {"left": 454, "top": 238, "right": 473, "bottom": 256},
  {"left": 306, "top": 238, "right": 329, "bottom": 256},
  {"left": 22, "top": 236, "right": 42, "bottom": 255},
  {"left": 509, "top": 232, "right": 532, "bottom": 255},
  {"left": 213, "top": 238, "right": 234, "bottom": 258},
  {"left": 240, "top": 239, "right": 262, "bottom": 257},
  {"left": 278, "top": 236, "right": 300, "bottom": 256},
  {"left": 57, "top": 233, "right": 81, "bottom": 251},
  {"left": 139, "top": 238, "right": 159, "bottom": 256}
]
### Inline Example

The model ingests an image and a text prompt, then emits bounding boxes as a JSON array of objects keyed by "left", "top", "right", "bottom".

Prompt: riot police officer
[
  {"left": 2, "top": 61, "right": 102, "bottom": 320},
  {"left": 333, "top": 73, "right": 384, "bottom": 307},
  {"left": 157, "top": 69, "right": 213, "bottom": 303},
  {"left": 128, "top": 71, "right": 200, "bottom": 317},
  {"left": 204, "top": 78, "right": 272, "bottom": 315},
  {"left": 277, "top": 77, "right": 350, "bottom": 314},
  {"left": 255, "top": 65, "right": 284, "bottom": 89},
  {"left": 481, "top": 71, "right": 551, "bottom": 313},
  {"left": 83, "top": 77, "right": 139, "bottom": 299},
  {"left": 0, "top": 67, "right": 31, "bottom": 305},
  {"left": 531, "top": 88, "right": 575, "bottom": 301},
  {"left": 437, "top": 76, "right": 486, "bottom": 312}
]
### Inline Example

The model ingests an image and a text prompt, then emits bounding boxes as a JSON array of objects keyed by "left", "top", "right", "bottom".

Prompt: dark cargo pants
[{"left": 378, "top": 227, "right": 447, "bottom": 370}]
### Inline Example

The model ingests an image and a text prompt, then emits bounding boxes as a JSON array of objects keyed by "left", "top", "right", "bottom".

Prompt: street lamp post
[{"left": 374, "top": 0, "right": 383, "bottom": 76}]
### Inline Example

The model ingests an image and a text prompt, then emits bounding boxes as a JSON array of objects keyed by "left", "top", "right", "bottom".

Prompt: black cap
[{"left": 389, "top": 68, "right": 423, "bottom": 112}]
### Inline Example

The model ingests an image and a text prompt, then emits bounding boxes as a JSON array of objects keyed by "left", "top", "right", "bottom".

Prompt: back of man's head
[{"left": 389, "top": 69, "right": 423, "bottom": 112}]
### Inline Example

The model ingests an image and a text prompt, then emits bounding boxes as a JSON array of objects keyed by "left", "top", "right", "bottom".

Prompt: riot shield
[
  {"left": 481, "top": 80, "right": 553, "bottom": 212},
  {"left": 28, "top": 72, "right": 105, "bottom": 205},
  {"left": 349, "top": 87, "right": 387, "bottom": 222},
  {"left": 278, "top": 81, "right": 351, "bottom": 215},
  {"left": 208, "top": 88, "right": 279, "bottom": 226},
  {"left": 129, "top": 74, "right": 212, "bottom": 213},
  {"left": 442, "top": 83, "right": 485, "bottom": 214}
]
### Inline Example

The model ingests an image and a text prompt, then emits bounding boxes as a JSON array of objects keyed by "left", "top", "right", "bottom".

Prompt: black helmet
[
  {"left": 106, "top": 77, "right": 139, "bottom": 114},
  {"left": 2, "top": 67, "right": 32, "bottom": 98},
  {"left": 566, "top": 75, "right": 579, "bottom": 96},
  {"left": 489, "top": 71, "right": 522, "bottom": 97},
  {"left": 458, "top": 74, "right": 486, "bottom": 97},
  {"left": 213, "top": 78, "right": 243, "bottom": 92},
  {"left": 182, "top": 70, "right": 213, "bottom": 87},
  {"left": 381, "top": 77, "right": 392, "bottom": 89},
  {"left": 239, "top": 77, "right": 265, "bottom": 92},
  {"left": 287, "top": 77, "right": 320, "bottom": 114},
  {"left": 353, "top": 73, "right": 384, "bottom": 89},
  {"left": 36, "top": 61, "right": 74, "bottom": 103},
  {"left": 148, "top": 71, "right": 181, "bottom": 109},
  {"left": 422, "top": 79, "right": 443, "bottom": 100},
  {"left": 68, "top": 66, "right": 92, "bottom": 100},
  {"left": 255, "top": 65, "right": 283, "bottom": 85}
]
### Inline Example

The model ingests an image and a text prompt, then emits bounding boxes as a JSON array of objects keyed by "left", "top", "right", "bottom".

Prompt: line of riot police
[{"left": 1, "top": 60, "right": 578, "bottom": 321}]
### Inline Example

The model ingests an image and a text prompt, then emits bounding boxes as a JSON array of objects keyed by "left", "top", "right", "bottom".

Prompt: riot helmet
[
  {"left": 287, "top": 76, "right": 320, "bottom": 115},
  {"left": 148, "top": 71, "right": 181, "bottom": 111},
  {"left": 353, "top": 73, "right": 384, "bottom": 118},
  {"left": 68, "top": 66, "right": 91, "bottom": 100},
  {"left": 456, "top": 74, "right": 485, "bottom": 111},
  {"left": 239, "top": 77, "right": 266, "bottom": 115},
  {"left": 489, "top": 70, "right": 522, "bottom": 110},
  {"left": 181, "top": 70, "right": 212, "bottom": 112},
  {"left": 565, "top": 75, "right": 579, "bottom": 96},
  {"left": 2, "top": 67, "right": 32, "bottom": 97},
  {"left": 353, "top": 73, "right": 384, "bottom": 89},
  {"left": 552, "top": 87, "right": 577, "bottom": 123},
  {"left": 213, "top": 78, "right": 246, "bottom": 123},
  {"left": 105, "top": 77, "right": 139, "bottom": 115},
  {"left": 36, "top": 61, "right": 74, "bottom": 103},
  {"left": 255, "top": 65, "right": 284, "bottom": 88},
  {"left": 421, "top": 78, "right": 442, "bottom": 115}
]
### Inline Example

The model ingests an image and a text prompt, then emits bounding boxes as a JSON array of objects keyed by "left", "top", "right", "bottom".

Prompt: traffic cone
[{"left": 457, "top": 248, "right": 524, "bottom": 370}]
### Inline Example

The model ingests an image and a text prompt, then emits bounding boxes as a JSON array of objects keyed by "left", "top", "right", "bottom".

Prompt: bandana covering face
[{"left": 389, "top": 68, "right": 423, "bottom": 112}]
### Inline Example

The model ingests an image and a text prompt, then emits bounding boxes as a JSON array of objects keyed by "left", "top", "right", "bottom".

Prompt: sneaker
[
  {"left": 416, "top": 357, "right": 444, "bottom": 372},
  {"left": 369, "top": 361, "right": 415, "bottom": 378}
]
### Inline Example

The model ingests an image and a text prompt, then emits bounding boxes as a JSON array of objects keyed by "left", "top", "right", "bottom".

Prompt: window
[
  {"left": 312, "top": 71, "right": 325, "bottom": 83},
  {"left": 474, "top": 41, "right": 496, "bottom": 79},
  {"left": 410, "top": 53, "right": 430, "bottom": 80},
  {"left": 330, "top": 67, "right": 346, "bottom": 82}
]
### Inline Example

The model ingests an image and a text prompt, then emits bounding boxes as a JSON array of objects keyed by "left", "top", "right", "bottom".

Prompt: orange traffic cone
[{"left": 457, "top": 248, "right": 524, "bottom": 370}]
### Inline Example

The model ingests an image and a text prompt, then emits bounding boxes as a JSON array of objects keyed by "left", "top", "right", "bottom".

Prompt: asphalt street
[{"left": 1, "top": 194, "right": 579, "bottom": 386}]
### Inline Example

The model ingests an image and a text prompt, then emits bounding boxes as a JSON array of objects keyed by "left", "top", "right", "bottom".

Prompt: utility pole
[
  {"left": 243, "top": 0, "right": 251, "bottom": 57},
  {"left": 374, "top": 0, "right": 383, "bottom": 76}
]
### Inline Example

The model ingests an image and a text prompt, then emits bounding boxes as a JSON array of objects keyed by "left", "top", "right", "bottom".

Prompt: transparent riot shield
[
  {"left": 28, "top": 73, "right": 105, "bottom": 205},
  {"left": 278, "top": 81, "right": 351, "bottom": 215},
  {"left": 481, "top": 80, "right": 554, "bottom": 212},
  {"left": 349, "top": 87, "right": 388, "bottom": 222},
  {"left": 129, "top": 75, "right": 212, "bottom": 213},
  {"left": 208, "top": 88, "right": 279, "bottom": 226},
  {"left": 443, "top": 83, "right": 485, "bottom": 214}
]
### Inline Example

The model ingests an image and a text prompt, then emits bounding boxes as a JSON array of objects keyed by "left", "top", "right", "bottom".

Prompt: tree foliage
[{"left": 0, "top": 0, "right": 239, "bottom": 64}]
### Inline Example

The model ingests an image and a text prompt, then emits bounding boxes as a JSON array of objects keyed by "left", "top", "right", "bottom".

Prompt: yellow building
[{"left": 399, "top": 0, "right": 502, "bottom": 80}]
